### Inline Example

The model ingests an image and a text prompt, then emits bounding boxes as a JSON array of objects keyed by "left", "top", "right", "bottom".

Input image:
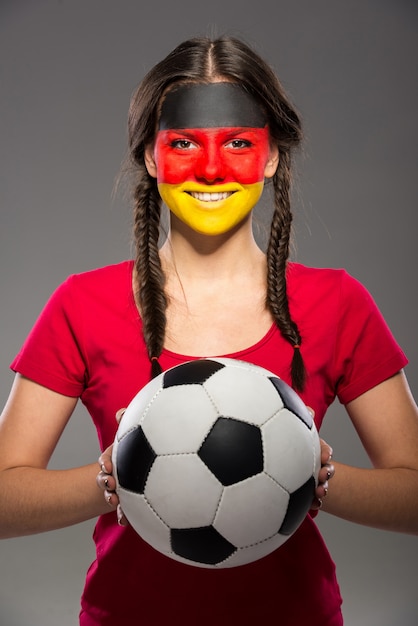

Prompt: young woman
[{"left": 1, "top": 36, "right": 417, "bottom": 626}]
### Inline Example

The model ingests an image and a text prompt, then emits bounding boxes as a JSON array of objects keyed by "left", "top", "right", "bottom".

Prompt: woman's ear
[
  {"left": 264, "top": 145, "right": 279, "bottom": 179},
  {"left": 144, "top": 144, "right": 157, "bottom": 178}
]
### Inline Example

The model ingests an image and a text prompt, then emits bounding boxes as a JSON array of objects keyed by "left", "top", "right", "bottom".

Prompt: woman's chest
[{"left": 163, "top": 298, "right": 275, "bottom": 357}]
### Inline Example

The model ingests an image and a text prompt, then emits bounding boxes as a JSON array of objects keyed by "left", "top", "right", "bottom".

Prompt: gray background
[{"left": 1, "top": 1, "right": 417, "bottom": 624}]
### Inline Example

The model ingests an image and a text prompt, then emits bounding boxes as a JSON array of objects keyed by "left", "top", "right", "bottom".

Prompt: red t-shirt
[{"left": 11, "top": 261, "right": 407, "bottom": 625}]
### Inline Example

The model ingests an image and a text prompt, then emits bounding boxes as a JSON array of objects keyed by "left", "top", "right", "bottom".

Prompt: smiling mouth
[{"left": 187, "top": 191, "right": 235, "bottom": 202}]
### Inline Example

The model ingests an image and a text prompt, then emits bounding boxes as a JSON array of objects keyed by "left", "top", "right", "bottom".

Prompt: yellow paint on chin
[{"left": 158, "top": 182, "right": 264, "bottom": 236}]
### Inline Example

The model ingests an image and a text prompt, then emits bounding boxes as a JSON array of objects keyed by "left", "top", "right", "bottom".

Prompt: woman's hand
[
  {"left": 305, "top": 406, "right": 334, "bottom": 511},
  {"left": 96, "top": 409, "right": 129, "bottom": 526},
  {"left": 311, "top": 438, "right": 335, "bottom": 510}
]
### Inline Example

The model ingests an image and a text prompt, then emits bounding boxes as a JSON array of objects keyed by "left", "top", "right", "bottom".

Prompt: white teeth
[{"left": 189, "top": 191, "right": 232, "bottom": 202}]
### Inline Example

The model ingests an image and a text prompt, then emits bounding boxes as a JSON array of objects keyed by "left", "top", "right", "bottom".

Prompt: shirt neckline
[{"left": 161, "top": 322, "right": 278, "bottom": 363}]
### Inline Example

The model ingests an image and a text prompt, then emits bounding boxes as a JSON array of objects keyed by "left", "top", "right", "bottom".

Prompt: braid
[
  {"left": 266, "top": 151, "right": 306, "bottom": 391},
  {"left": 133, "top": 163, "right": 166, "bottom": 378}
]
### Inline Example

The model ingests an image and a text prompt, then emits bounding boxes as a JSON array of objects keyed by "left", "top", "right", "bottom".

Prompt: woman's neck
[
  {"left": 157, "top": 216, "right": 272, "bottom": 356},
  {"left": 159, "top": 215, "right": 266, "bottom": 283}
]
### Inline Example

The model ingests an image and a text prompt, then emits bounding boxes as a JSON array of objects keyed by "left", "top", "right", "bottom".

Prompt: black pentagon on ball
[
  {"left": 171, "top": 525, "right": 236, "bottom": 565},
  {"left": 279, "top": 476, "right": 316, "bottom": 535},
  {"left": 163, "top": 359, "right": 225, "bottom": 388},
  {"left": 198, "top": 417, "right": 263, "bottom": 486},
  {"left": 269, "top": 377, "right": 313, "bottom": 429},
  {"left": 116, "top": 427, "right": 156, "bottom": 494}
]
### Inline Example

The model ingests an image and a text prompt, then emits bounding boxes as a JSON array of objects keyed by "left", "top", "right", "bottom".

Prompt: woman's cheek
[
  {"left": 227, "top": 155, "right": 267, "bottom": 184},
  {"left": 158, "top": 155, "right": 195, "bottom": 184}
]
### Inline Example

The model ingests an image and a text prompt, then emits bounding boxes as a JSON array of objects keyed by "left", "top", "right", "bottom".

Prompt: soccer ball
[{"left": 112, "top": 358, "right": 321, "bottom": 568}]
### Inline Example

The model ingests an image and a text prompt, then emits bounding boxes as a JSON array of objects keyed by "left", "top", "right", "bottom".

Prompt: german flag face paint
[{"left": 147, "top": 83, "right": 277, "bottom": 236}]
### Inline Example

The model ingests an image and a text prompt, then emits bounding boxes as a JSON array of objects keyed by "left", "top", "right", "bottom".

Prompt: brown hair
[{"left": 127, "top": 36, "right": 305, "bottom": 390}]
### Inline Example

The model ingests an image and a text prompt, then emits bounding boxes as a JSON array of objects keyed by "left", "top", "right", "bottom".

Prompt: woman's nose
[{"left": 195, "top": 144, "right": 225, "bottom": 183}]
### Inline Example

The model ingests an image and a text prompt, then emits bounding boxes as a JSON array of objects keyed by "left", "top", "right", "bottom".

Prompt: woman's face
[{"left": 145, "top": 83, "right": 279, "bottom": 236}]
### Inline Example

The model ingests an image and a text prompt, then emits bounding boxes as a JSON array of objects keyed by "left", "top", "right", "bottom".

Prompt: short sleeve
[
  {"left": 10, "top": 276, "right": 87, "bottom": 397},
  {"left": 334, "top": 272, "right": 407, "bottom": 405}
]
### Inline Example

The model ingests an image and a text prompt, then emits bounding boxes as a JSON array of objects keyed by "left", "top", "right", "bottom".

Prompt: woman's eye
[
  {"left": 227, "top": 139, "right": 252, "bottom": 149},
  {"left": 171, "top": 139, "right": 195, "bottom": 150}
]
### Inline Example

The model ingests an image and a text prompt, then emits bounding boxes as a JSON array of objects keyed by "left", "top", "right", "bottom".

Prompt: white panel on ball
[
  {"left": 263, "top": 410, "right": 319, "bottom": 493},
  {"left": 145, "top": 455, "right": 223, "bottom": 528},
  {"left": 204, "top": 366, "right": 284, "bottom": 426},
  {"left": 118, "top": 490, "right": 170, "bottom": 549},
  {"left": 220, "top": 533, "right": 290, "bottom": 568},
  {"left": 115, "top": 375, "right": 162, "bottom": 437},
  {"left": 214, "top": 473, "right": 289, "bottom": 546},
  {"left": 141, "top": 386, "right": 219, "bottom": 454}
]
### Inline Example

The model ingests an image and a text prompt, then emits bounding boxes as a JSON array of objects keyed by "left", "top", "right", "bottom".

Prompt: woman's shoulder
[
  {"left": 287, "top": 261, "right": 353, "bottom": 292},
  {"left": 57, "top": 260, "right": 134, "bottom": 297},
  {"left": 286, "top": 262, "right": 374, "bottom": 316},
  {"left": 65, "top": 260, "right": 134, "bottom": 286},
  {"left": 287, "top": 261, "right": 347, "bottom": 279},
  {"left": 44, "top": 260, "right": 135, "bottom": 316}
]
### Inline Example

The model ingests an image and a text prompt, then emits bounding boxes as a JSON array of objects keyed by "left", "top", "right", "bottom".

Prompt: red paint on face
[{"left": 154, "top": 126, "right": 271, "bottom": 186}]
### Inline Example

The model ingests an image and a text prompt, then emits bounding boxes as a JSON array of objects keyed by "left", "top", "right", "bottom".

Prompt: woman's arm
[
  {"left": 0, "top": 374, "right": 111, "bottom": 539},
  {"left": 321, "top": 370, "right": 418, "bottom": 534}
]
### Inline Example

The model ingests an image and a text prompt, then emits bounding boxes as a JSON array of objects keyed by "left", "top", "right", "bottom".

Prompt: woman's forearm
[
  {"left": 321, "top": 461, "right": 418, "bottom": 534},
  {"left": 0, "top": 463, "right": 110, "bottom": 539}
]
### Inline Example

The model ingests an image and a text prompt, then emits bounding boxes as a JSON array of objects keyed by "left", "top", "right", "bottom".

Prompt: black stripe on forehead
[{"left": 159, "top": 83, "right": 267, "bottom": 130}]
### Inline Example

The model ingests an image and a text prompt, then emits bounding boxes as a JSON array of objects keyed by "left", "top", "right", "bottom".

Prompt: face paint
[
  {"left": 151, "top": 83, "right": 276, "bottom": 236},
  {"left": 159, "top": 83, "right": 267, "bottom": 130}
]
